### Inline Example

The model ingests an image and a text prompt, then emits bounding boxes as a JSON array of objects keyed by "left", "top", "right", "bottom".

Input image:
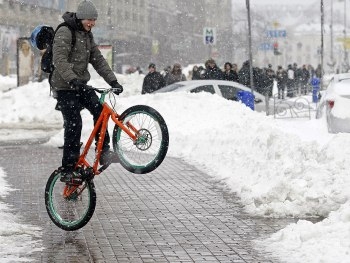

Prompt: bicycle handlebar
[{"left": 85, "top": 85, "right": 122, "bottom": 95}]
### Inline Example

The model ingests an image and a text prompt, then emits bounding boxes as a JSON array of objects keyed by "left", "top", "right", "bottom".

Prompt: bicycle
[{"left": 44, "top": 85, "right": 169, "bottom": 231}]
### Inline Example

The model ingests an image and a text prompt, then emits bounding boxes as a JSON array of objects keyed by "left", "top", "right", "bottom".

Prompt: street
[{"left": 0, "top": 142, "right": 297, "bottom": 262}]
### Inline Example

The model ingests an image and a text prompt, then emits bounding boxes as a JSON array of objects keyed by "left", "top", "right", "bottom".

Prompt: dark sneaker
[
  {"left": 100, "top": 150, "right": 120, "bottom": 166},
  {"left": 60, "top": 170, "right": 83, "bottom": 185}
]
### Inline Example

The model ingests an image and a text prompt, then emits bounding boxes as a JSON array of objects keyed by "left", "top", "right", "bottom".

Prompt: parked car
[
  {"left": 316, "top": 73, "right": 350, "bottom": 133},
  {"left": 154, "top": 80, "right": 269, "bottom": 112}
]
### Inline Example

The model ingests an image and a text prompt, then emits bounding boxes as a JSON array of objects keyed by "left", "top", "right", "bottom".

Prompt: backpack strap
[
  {"left": 55, "top": 22, "right": 76, "bottom": 48},
  {"left": 48, "top": 23, "right": 76, "bottom": 92}
]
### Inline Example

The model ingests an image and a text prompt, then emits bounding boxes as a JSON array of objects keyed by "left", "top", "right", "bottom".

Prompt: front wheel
[
  {"left": 45, "top": 169, "right": 96, "bottom": 231},
  {"left": 113, "top": 105, "right": 169, "bottom": 174}
]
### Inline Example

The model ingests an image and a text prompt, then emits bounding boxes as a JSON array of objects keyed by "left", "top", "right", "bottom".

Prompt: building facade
[{"left": 0, "top": 0, "right": 233, "bottom": 75}]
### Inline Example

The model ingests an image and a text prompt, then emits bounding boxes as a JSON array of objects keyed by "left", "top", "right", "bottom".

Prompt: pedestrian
[
  {"left": 192, "top": 65, "right": 201, "bottom": 80},
  {"left": 264, "top": 64, "right": 275, "bottom": 98},
  {"left": 50, "top": 0, "right": 124, "bottom": 182},
  {"left": 293, "top": 63, "right": 302, "bottom": 96},
  {"left": 141, "top": 63, "right": 166, "bottom": 94},
  {"left": 232, "top": 63, "right": 238, "bottom": 75},
  {"left": 238, "top": 60, "right": 253, "bottom": 87},
  {"left": 203, "top": 58, "right": 224, "bottom": 80},
  {"left": 238, "top": 60, "right": 261, "bottom": 92},
  {"left": 300, "top": 64, "right": 310, "bottom": 95},
  {"left": 162, "top": 65, "right": 171, "bottom": 79},
  {"left": 165, "top": 62, "right": 186, "bottom": 85},
  {"left": 136, "top": 66, "right": 143, "bottom": 74},
  {"left": 276, "top": 65, "right": 287, "bottom": 99},
  {"left": 223, "top": 62, "right": 238, "bottom": 82},
  {"left": 197, "top": 66, "right": 205, "bottom": 79},
  {"left": 286, "top": 64, "right": 295, "bottom": 97},
  {"left": 315, "top": 64, "right": 323, "bottom": 78}
]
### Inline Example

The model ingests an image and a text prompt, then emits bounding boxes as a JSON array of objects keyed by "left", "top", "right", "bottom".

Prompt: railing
[{"left": 273, "top": 95, "right": 313, "bottom": 119}]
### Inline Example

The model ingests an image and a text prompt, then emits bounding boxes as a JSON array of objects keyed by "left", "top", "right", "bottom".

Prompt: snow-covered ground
[{"left": 0, "top": 73, "right": 350, "bottom": 263}]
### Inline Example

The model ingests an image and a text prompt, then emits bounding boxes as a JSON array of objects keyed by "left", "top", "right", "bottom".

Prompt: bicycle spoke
[
  {"left": 113, "top": 105, "right": 169, "bottom": 174},
  {"left": 45, "top": 169, "right": 96, "bottom": 231}
]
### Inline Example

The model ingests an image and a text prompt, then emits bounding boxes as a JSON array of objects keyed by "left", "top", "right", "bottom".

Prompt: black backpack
[{"left": 40, "top": 22, "right": 76, "bottom": 74}]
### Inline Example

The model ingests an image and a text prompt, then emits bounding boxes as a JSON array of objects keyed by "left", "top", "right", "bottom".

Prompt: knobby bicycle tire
[
  {"left": 45, "top": 169, "right": 96, "bottom": 231},
  {"left": 112, "top": 105, "right": 169, "bottom": 174}
]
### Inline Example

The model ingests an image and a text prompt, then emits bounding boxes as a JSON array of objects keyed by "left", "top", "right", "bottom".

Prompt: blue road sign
[{"left": 266, "top": 30, "right": 287, "bottom": 38}]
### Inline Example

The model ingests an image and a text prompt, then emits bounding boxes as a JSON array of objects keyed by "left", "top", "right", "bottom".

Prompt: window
[
  {"left": 218, "top": 85, "right": 238, "bottom": 100},
  {"left": 191, "top": 85, "right": 215, "bottom": 94},
  {"left": 155, "top": 83, "right": 184, "bottom": 93}
]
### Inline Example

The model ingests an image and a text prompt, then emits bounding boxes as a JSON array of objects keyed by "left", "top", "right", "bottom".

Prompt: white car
[
  {"left": 316, "top": 73, "right": 350, "bottom": 133},
  {"left": 154, "top": 80, "right": 269, "bottom": 112}
]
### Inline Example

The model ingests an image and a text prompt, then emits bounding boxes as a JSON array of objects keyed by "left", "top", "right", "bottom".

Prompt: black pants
[
  {"left": 277, "top": 82, "right": 285, "bottom": 99},
  {"left": 56, "top": 89, "right": 110, "bottom": 168}
]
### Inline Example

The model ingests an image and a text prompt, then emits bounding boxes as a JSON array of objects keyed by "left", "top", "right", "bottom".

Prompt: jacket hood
[{"left": 62, "top": 12, "right": 81, "bottom": 31}]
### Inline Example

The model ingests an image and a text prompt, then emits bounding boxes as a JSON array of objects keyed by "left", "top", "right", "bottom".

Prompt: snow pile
[
  {"left": 2, "top": 73, "right": 350, "bottom": 262},
  {"left": 0, "top": 168, "right": 42, "bottom": 262}
]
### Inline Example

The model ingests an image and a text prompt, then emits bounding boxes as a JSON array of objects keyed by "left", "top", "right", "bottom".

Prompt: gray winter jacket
[{"left": 51, "top": 12, "right": 116, "bottom": 91}]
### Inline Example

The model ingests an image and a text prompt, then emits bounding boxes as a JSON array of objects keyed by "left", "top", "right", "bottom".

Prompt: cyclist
[{"left": 50, "top": 0, "right": 123, "bottom": 182}]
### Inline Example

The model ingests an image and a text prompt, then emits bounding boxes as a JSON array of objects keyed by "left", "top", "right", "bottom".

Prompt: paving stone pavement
[{"left": 0, "top": 143, "right": 297, "bottom": 262}]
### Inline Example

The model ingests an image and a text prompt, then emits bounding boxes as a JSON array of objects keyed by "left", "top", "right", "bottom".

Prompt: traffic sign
[
  {"left": 259, "top": 42, "right": 273, "bottom": 51},
  {"left": 203, "top": 27, "right": 216, "bottom": 45},
  {"left": 266, "top": 30, "right": 287, "bottom": 38}
]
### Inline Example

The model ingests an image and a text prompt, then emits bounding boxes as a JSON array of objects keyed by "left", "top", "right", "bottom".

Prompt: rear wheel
[
  {"left": 113, "top": 105, "right": 169, "bottom": 174},
  {"left": 45, "top": 170, "right": 96, "bottom": 231}
]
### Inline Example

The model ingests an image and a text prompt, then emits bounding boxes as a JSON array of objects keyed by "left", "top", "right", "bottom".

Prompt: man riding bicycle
[{"left": 50, "top": 0, "right": 123, "bottom": 182}]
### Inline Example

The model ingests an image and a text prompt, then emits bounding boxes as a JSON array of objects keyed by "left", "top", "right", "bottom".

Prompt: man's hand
[
  {"left": 110, "top": 80, "right": 123, "bottom": 95},
  {"left": 70, "top": 79, "right": 86, "bottom": 91}
]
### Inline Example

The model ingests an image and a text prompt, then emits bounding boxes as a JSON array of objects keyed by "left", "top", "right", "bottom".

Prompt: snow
[
  {"left": 0, "top": 167, "right": 42, "bottom": 262},
  {"left": 1, "top": 73, "right": 350, "bottom": 262}
]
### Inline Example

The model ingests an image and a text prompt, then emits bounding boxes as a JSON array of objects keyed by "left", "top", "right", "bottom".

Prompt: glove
[
  {"left": 110, "top": 80, "right": 123, "bottom": 95},
  {"left": 70, "top": 79, "right": 86, "bottom": 91}
]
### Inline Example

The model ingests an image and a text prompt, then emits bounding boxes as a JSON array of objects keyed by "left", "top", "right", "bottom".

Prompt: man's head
[
  {"left": 224, "top": 62, "right": 232, "bottom": 71},
  {"left": 207, "top": 58, "right": 216, "bottom": 69},
  {"left": 148, "top": 63, "right": 156, "bottom": 73},
  {"left": 76, "top": 1, "right": 98, "bottom": 31},
  {"left": 173, "top": 63, "right": 182, "bottom": 73},
  {"left": 76, "top": 0, "right": 98, "bottom": 20}
]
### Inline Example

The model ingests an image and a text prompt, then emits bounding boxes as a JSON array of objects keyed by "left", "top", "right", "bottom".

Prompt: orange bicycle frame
[{"left": 75, "top": 102, "right": 138, "bottom": 176}]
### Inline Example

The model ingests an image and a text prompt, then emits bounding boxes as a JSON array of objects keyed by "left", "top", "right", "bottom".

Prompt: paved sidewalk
[{"left": 0, "top": 143, "right": 296, "bottom": 262}]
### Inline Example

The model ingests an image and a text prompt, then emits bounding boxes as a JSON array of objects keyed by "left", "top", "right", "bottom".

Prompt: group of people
[
  {"left": 191, "top": 59, "right": 239, "bottom": 82},
  {"left": 141, "top": 58, "right": 239, "bottom": 94},
  {"left": 141, "top": 58, "right": 322, "bottom": 101},
  {"left": 275, "top": 63, "right": 315, "bottom": 99},
  {"left": 141, "top": 62, "right": 187, "bottom": 94}
]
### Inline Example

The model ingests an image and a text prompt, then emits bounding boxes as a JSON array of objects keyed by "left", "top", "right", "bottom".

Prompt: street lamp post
[
  {"left": 344, "top": 0, "right": 349, "bottom": 71},
  {"left": 331, "top": 0, "right": 334, "bottom": 66},
  {"left": 246, "top": 0, "right": 254, "bottom": 94},
  {"left": 321, "top": 0, "right": 324, "bottom": 87}
]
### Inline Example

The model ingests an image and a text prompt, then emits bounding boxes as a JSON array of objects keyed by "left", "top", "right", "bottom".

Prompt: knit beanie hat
[{"left": 76, "top": 1, "right": 98, "bottom": 20}]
